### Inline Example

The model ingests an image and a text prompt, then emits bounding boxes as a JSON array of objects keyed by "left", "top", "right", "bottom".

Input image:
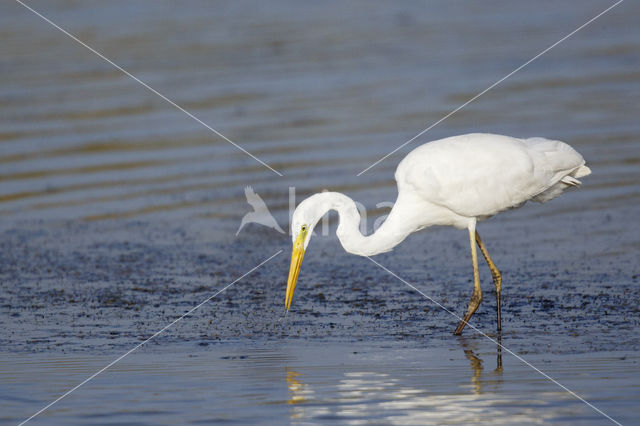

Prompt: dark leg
[
  {"left": 454, "top": 225, "right": 482, "bottom": 335},
  {"left": 495, "top": 333, "right": 503, "bottom": 373},
  {"left": 475, "top": 231, "right": 502, "bottom": 334}
]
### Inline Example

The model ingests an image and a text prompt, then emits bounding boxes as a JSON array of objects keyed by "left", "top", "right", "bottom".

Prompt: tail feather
[
  {"left": 561, "top": 175, "right": 581, "bottom": 186},
  {"left": 574, "top": 165, "right": 591, "bottom": 178}
]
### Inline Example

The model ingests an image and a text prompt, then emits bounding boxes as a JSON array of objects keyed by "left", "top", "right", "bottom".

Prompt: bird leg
[
  {"left": 454, "top": 226, "right": 482, "bottom": 335},
  {"left": 475, "top": 231, "right": 502, "bottom": 334}
]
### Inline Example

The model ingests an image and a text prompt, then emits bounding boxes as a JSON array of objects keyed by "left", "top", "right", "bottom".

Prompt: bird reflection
[
  {"left": 463, "top": 348, "right": 483, "bottom": 393},
  {"left": 460, "top": 336, "right": 503, "bottom": 394},
  {"left": 286, "top": 368, "right": 310, "bottom": 405},
  {"left": 284, "top": 341, "right": 506, "bottom": 422}
]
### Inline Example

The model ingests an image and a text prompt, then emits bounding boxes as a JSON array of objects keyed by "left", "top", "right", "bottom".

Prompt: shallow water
[
  {"left": 1, "top": 0, "right": 639, "bottom": 424},
  {"left": 2, "top": 342, "right": 639, "bottom": 425}
]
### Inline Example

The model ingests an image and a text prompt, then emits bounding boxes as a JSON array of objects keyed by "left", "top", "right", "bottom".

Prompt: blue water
[
  {"left": 1, "top": 0, "right": 639, "bottom": 424},
  {"left": 2, "top": 341, "right": 639, "bottom": 424}
]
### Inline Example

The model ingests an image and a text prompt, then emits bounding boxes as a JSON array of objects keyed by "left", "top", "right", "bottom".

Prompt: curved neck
[{"left": 311, "top": 192, "right": 420, "bottom": 256}]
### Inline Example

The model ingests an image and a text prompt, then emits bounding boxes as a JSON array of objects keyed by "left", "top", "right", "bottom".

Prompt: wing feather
[{"left": 396, "top": 133, "right": 587, "bottom": 218}]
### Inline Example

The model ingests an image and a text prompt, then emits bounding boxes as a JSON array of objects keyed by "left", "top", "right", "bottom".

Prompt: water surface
[{"left": 1, "top": 0, "right": 639, "bottom": 424}]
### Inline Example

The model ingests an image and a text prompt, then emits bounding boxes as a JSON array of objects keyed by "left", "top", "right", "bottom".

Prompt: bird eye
[{"left": 301, "top": 225, "right": 308, "bottom": 231}]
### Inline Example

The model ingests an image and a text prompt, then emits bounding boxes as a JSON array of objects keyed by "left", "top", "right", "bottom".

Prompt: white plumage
[
  {"left": 285, "top": 133, "right": 591, "bottom": 335},
  {"left": 394, "top": 133, "right": 591, "bottom": 223}
]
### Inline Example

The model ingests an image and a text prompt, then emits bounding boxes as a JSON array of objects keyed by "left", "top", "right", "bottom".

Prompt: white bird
[
  {"left": 236, "top": 186, "right": 285, "bottom": 236},
  {"left": 285, "top": 133, "right": 591, "bottom": 335}
]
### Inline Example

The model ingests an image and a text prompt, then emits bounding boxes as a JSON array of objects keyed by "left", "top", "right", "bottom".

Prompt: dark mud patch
[{"left": 1, "top": 215, "right": 638, "bottom": 356}]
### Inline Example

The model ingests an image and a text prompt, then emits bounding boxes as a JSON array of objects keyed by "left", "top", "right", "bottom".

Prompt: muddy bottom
[{"left": 1, "top": 216, "right": 638, "bottom": 354}]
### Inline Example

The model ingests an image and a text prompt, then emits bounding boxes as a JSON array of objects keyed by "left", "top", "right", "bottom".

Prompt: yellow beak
[{"left": 285, "top": 229, "right": 307, "bottom": 312}]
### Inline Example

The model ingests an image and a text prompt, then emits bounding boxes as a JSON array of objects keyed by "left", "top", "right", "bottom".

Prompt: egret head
[{"left": 285, "top": 194, "right": 329, "bottom": 311}]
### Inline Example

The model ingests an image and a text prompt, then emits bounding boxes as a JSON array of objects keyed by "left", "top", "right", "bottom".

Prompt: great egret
[{"left": 285, "top": 133, "right": 591, "bottom": 335}]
